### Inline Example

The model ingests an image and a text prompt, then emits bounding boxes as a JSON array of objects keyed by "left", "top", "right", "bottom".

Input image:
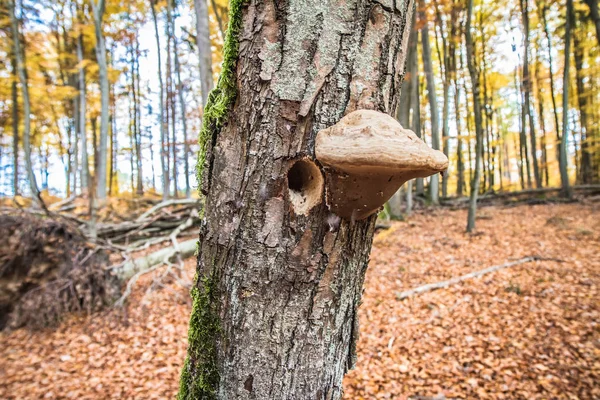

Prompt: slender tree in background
[
  {"left": 538, "top": 0, "right": 561, "bottom": 158},
  {"left": 433, "top": 0, "right": 451, "bottom": 198},
  {"left": 450, "top": 1, "right": 465, "bottom": 196},
  {"left": 9, "top": 0, "right": 40, "bottom": 201},
  {"left": 90, "top": 0, "right": 109, "bottom": 199},
  {"left": 465, "top": 0, "right": 484, "bottom": 232},
  {"left": 194, "top": 0, "right": 213, "bottom": 106},
  {"left": 583, "top": 0, "right": 600, "bottom": 46},
  {"left": 519, "top": 0, "right": 541, "bottom": 188},
  {"left": 10, "top": 53, "right": 19, "bottom": 195},
  {"left": 174, "top": 39, "right": 191, "bottom": 198},
  {"left": 151, "top": 0, "right": 169, "bottom": 200},
  {"left": 573, "top": 23, "right": 592, "bottom": 184},
  {"left": 559, "top": 0, "right": 573, "bottom": 198},
  {"left": 134, "top": 36, "right": 144, "bottom": 195},
  {"left": 421, "top": 5, "right": 441, "bottom": 205},
  {"left": 167, "top": 0, "right": 179, "bottom": 197},
  {"left": 177, "top": 0, "right": 417, "bottom": 397},
  {"left": 533, "top": 41, "right": 550, "bottom": 186},
  {"left": 411, "top": 26, "right": 424, "bottom": 197},
  {"left": 76, "top": 12, "right": 90, "bottom": 194}
]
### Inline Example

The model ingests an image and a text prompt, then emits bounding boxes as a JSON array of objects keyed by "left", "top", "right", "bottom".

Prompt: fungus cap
[{"left": 315, "top": 109, "right": 448, "bottom": 220}]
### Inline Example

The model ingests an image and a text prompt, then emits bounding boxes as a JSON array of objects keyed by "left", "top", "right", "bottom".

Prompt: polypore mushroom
[{"left": 315, "top": 109, "right": 448, "bottom": 220}]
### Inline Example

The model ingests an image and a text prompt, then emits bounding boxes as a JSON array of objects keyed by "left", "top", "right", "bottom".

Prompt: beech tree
[{"left": 177, "top": 0, "right": 446, "bottom": 398}]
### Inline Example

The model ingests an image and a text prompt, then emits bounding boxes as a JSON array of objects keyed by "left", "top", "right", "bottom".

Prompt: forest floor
[{"left": 0, "top": 201, "right": 598, "bottom": 399}]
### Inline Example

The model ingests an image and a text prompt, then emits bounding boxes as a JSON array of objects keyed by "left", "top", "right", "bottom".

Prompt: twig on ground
[{"left": 395, "top": 256, "right": 560, "bottom": 300}]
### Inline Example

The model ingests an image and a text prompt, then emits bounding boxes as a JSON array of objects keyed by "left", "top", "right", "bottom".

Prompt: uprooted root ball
[{"left": 0, "top": 213, "right": 119, "bottom": 330}]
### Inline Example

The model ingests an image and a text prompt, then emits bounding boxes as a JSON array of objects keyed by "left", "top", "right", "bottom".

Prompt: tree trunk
[
  {"left": 167, "top": 0, "right": 179, "bottom": 198},
  {"left": 9, "top": 0, "right": 39, "bottom": 201},
  {"left": 573, "top": 28, "right": 593, "bottom": 184},
  {"left": 584, "top": 0, "right": 600, "bottom": 47},
  {"left": 91, "top": 0, "right": 109, "bottom": 200},
  {"left": 410, "top": 23, "right": 424, "bottom": 196},
  {"left": 210, "top": 0, "right": 225, "bottom": 38},
  {"left": 560, "top": 0, "right": 573, "bottom": 198},
  {"left": 459, "top": 40, "right": 473, "bottom": 193},
  {"left": 151, "top": 0, "right": 170, "bottom": 200},
  {"left": 72, "top": 96, "right": 80, "bottom": 195},
  {"left": 515, "top": 66, "right": 526, "bottom": 189},
  {"left": 132, "top": 36, "right": 144, "bottom": 195},
  {"left": 433, "top": 0, "right": 450, "bottom": 198},
  {"left": 520, "top": 0, "right": 541, "bottom": 188},
  {"left": 175, "top": 41, "right": 191, "bottom": 198},
  {"left": 11, "top": 54, "right": 19, "bottom": 196},
  {"left": 178, "top": 0, "right": 415, "bottom": 398},
  {"left": 538, "top": 2, "right": 561, "bottom": 160},
  {"left": 421, "top": 9, "right": 441, "bottom": 205},
  {"left": 76, "top": 28, "right": 89, "bottom": 193},
  {"left": 194, "top": 0, "right": 214, "bottom": 106},
  {"left": 465, "top": 0, "right": 483, "bottom": 232},
  {"left": 534, "top": 39, "right": 550, "bottom": 187}
]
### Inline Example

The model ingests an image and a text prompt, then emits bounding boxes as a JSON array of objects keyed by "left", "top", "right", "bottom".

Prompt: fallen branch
[
  {"left": 113, "top": 238, "right": 197, "bottom": 281},
  {"left": 136, "top": 198, "right": 199, "bottom": 221},
  {"left": 396, "top": 256, "right": 539, "bottom": 300}
]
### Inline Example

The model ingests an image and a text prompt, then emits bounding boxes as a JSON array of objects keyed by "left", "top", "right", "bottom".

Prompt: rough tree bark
[{"left": 178, "top": 0, "right": 416, "bottom": 398}]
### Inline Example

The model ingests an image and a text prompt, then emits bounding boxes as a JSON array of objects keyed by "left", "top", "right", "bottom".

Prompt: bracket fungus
[{"left": 315, "top": 109, "right": 448, "bottom": 220}]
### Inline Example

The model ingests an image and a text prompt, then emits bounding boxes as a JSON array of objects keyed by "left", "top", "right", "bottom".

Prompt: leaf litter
[{"left": 0, "top": 202, "right": 598, "bottom": 399}]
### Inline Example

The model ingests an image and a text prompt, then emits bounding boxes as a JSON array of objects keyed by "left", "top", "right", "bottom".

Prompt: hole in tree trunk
[
  {"left": 244, "top": 375, "right": 253, "bottom": 392},
  {"left": 287, "top": 159, "right": 324, "bottom": 215}
]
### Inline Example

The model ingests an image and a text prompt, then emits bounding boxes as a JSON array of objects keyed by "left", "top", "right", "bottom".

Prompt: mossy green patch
[
  {"left": 196, "top": 0, "right": 246, "bottom": 188},
  {"left": 177, "top": 273, "right": 220, "bottom": 400}
]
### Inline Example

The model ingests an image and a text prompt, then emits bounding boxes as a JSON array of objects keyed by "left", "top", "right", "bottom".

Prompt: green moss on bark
[
  {"left": 177, "top": 273, "right": 220, "bottom": 400},
  {"left": 196, "top": 0, "right": 246, "bottom": 187}
]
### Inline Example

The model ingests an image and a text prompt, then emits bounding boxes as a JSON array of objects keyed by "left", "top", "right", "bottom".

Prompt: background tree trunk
[
  {"left": 178, "top": 0, "right": 415, "bottom": 398},
  {"left": 559, "top": 0, "right": 573, "bottom": 198},
  {"left": 76, "top": 28, "right": 89, "bottom": 194},
  {"left": 9, "top": 0, "right": 40, "bottom": 201},
  {"left": 421, "top": 8, "right": 441, "bottom": 205},
  {"left": 91, "top": 0, "right": 109, "bottom": 200},
  {"left": 174, "top": 41, "right": 191, "bottom": 198},
  {"left": 573, "top": 28, "right": 592, "bottom": 184},
  {"left": 583, "top": 0, "right": 600, "bottom": 46},
  {"left": 465, "top": 0, "right": 483, "bottom": 232},
  {"left": 520, "top": 0, "right": 541, "bottom": 188},
  {"left": 11, "top": 54, "right": 19, "bottom": 196},
  {"left": 151, "top": 0, "right": 170, "bottom": 200},
  {"left": 194, "top": 0, "right": 214, "bottom": 106}
]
